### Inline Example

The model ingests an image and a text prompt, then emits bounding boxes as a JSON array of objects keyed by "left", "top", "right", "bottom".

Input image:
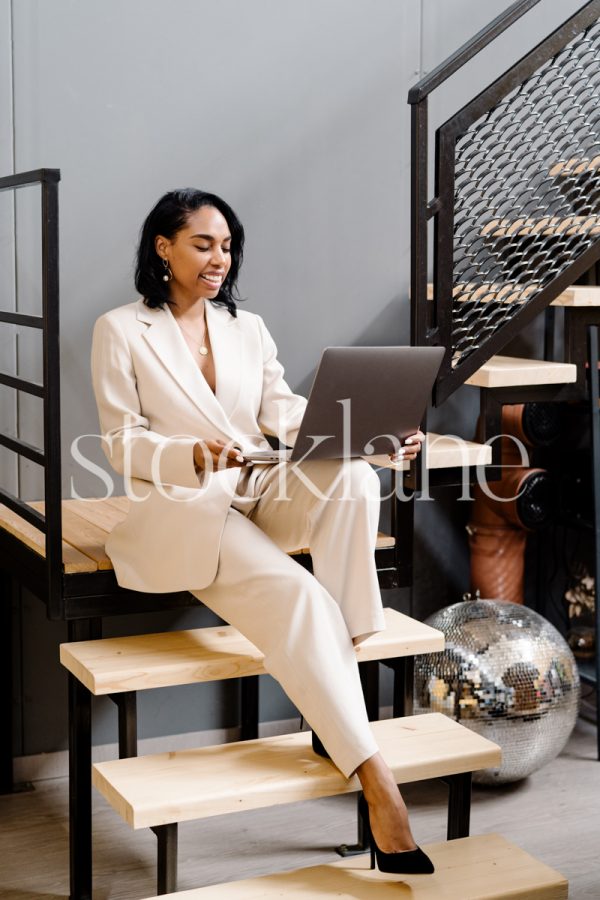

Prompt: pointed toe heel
[{"left": 358, "top": 794, "right": 435, "bottom": 875}]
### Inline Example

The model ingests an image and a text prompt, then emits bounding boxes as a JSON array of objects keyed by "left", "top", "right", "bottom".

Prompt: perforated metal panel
[{"left": 449, "top": 17, "right": 600, "bottom": 367}]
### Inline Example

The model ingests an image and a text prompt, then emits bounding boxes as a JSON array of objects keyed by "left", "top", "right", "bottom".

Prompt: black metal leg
[
  {"left": 334, "top": 663, "right": 379, "bottom": 857},
  {"left": 544, "top": 305, "right": 556, "bottom": 361},
  {"left": 587, "top": 325, "right": 600, "bottom": 760},
  {"left": 0, "top": 571, "right": 14, "bottom": 794},
  {"left": 443, "top": 771, "right": 472, "bottom": 839},
  {"left": 240, "top": 675, "right": 259, "bottom": 740},
  {"left": 359, "top": 660, "right": 380, "bottom": 721},
  {"left": 109, "top": 691, "right": 138, "bottom": 758},
  {"left": 392, "top": 657, "right": 414, "bottom": 718},
  {"left": 68, "top": 617, "right": 101, "bottom": 900},
  {"left": 391, "top": 480, "right": 415, "bottom": 606},
  {"left": 335, "top": 792, "right": 370, "bottom": 857},
  {"left": 152, "top": 823, "right": 178, "bottom": 895}
]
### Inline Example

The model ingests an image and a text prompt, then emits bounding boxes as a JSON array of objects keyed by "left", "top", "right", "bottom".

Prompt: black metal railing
[
  {"left": 410, "top": 0, "right": 600, "bottom": 404},
  {"left": 0, "top": 169, "right": 62, "bottom": 618}
]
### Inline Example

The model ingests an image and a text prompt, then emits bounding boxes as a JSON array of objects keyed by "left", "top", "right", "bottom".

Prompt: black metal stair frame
[
  {"left": 0, "top": 169, "right": 62, "bottom": 617},
  {"left": 409, "top": 0, "right": 600, "bottom": 405},
  {"left": 584, "top": 324, "right": 600, "bottom": 756},
  {"left": 0, "top": 169, "right": 61, "bottom": 799}
]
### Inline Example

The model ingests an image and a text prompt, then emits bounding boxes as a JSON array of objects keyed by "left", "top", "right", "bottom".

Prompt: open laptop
[{"left": 244, "top": 345, "right": 445, "bottom": 463}]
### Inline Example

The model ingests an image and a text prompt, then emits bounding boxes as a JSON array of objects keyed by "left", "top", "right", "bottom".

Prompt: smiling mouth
[{"left": 200, "top": 274, "right": 223, "bottom": 286}]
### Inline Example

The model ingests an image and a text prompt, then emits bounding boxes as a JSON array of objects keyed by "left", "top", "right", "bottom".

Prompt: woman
[{"left": 91, "top": 188, "right": 433, "bottom": 875}]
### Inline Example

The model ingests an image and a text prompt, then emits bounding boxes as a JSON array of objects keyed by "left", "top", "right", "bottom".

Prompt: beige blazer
[{"left": 91, "top": 298, "right": 307, "bottom": 592}]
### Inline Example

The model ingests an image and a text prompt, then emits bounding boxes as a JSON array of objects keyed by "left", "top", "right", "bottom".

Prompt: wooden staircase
[
  {"left": 64, "top": 604, "right": 571, "bottom": 898},
  {"left": 54, "top": 360, "right": 574, "bottom": 897},
  {"left": 60, "top": 582, "right": 567, "bottom": 897},
  {"left": 62, "top": 604, "right": 500, "bottom": 894}
]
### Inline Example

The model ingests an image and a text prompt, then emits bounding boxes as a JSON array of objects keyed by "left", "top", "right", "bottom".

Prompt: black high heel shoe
[
  {"left": 311, "top": 730, "right": 330, "bottom": 759},
  {"left": 358, "top": 794, "right": 435, "bottom": 875}
]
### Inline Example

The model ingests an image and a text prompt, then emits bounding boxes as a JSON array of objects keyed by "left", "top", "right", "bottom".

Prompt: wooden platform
[
  {"left": 465, "top": 355, "right": 577, "bottom": 388},
  {"left": 142, "top": 834, "right": 568, "bottom": 899},
  {"left": 60, "top": 607, "right": 444, "bottom": 696},
  {"left": 92, "top": 714, "right": 502, "bottom": 829},
  {"left": 551, "top": 285, "right": 600, "bottom": 307},
  {"left": 0, "top": 497, "right": 393, "bottom": 575}
]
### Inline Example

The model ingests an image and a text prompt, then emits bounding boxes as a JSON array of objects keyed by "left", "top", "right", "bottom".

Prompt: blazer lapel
[
  {"left": 205, "top": 300, "right": 244, "bottom": 419},
  {"left": 136, "top": 299, "right": 237, "bottom": 436}
]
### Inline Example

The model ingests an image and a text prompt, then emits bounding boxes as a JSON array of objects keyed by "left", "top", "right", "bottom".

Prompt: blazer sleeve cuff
[{"left": 151, "top": 436, "right": 206, "bottom": 489}]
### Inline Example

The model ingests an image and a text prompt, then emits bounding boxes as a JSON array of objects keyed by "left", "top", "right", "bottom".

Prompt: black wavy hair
[{"left": 135, "top": 188, "right": 245, "bottom": 316}]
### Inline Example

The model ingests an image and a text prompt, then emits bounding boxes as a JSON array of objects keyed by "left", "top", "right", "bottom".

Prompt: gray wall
[{"left": 2, "top": 0, "right": 583, "bottom": 755}]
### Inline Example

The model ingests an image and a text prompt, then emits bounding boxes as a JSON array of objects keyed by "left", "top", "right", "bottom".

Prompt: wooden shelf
[
  {"left": 142, "top": 834, "right": 567, "bottom": 900},
  {"left": 92, "top": 713, "right": 502, "bottom": 830},
  {"left": 465, "top": 355, "right": 577, "bottom": 389},
  {"left": 60, "top": 607, "right": 444, "bottom": 696}
]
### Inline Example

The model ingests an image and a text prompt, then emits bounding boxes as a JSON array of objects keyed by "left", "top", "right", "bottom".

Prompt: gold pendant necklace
[{"left": 176, "top": 319, "right": 209, "bottom": 356}]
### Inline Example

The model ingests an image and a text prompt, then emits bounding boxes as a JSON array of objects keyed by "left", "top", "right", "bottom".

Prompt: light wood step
[
  {"left": 482, "top": 214, "right": 600, "bottom": 238},
  {"left": 427, "top": 282, "right": 538, "bottom": 305},
  {"left": 366, "top": 432, "right": 492, "bottom": 471},
  {"left": 427, "top": 280, "right": 600, "bottom": 309},
  {"left": 92, "top": 713, "right": 502, "bottom": 829},
  {"left": 551, "top": 285, "right": 600, "bottom": 307},
  {"left": 60, "top": 607, "right": 444, "bottom": 696},
  {"left": 465, "top": 355, "right": 577, "bottom": 388},
  {"left": 142, "top": 834, "right": 568, "bottom": 899},
  {"left": 0, "top": 502, "right": 96, "bottom": 573},
  {"left": 0, "top": 497, "right": 394, "bottom": 574}
]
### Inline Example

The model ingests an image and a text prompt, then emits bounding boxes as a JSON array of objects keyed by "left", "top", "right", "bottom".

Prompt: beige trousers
[{"left": 189, "top": 458, "right": 385, "bottom": 777}]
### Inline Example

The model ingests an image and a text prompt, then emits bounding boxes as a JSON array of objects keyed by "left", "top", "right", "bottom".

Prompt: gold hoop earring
[{"left": 162, "top": 258, "right": 173, "bottom": 282}]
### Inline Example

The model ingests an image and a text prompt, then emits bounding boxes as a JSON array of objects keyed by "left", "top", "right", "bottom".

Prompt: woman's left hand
[{"left": 389, "top": 430, "right": 425, "bottom": 463}]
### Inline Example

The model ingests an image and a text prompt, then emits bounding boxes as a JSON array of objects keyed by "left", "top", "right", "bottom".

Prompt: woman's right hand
[{"left": 193, "top": 439, "right": 247, "bottom": 473}]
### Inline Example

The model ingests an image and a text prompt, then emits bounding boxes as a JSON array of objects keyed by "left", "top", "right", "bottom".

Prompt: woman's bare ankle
[
  {"left": 356, "top": 752, "right": 417, "bottom": 852},
  {"left": 356, "top": 752, "right": 399, "bottom": 800}
]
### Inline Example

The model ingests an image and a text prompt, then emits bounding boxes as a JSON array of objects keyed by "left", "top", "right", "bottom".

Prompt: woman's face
[{"left": 155, "top": 205, "right": 232, "bottom": 303}]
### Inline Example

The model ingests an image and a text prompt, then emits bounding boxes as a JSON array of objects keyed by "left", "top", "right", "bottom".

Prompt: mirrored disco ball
[{"left": 414, "top": 597, "right": 580, "bottom": 784}]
